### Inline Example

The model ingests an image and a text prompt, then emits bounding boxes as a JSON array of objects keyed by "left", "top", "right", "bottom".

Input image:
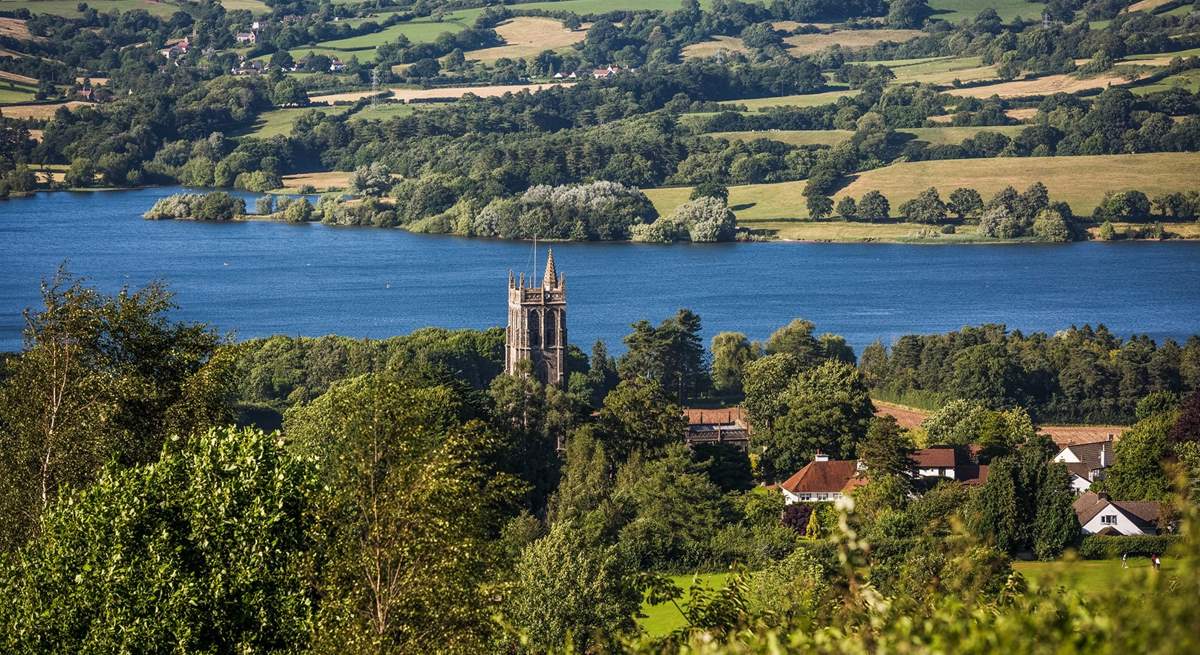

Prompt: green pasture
[
  {"left": 1131, "top": 69, "right": 1200, "bottom": 95},
  {"left": 734, "top": 89, "right": 859, "bottom": 110},
  {"left": 349, "top": 101, "right": 439, "bottom": 121},
  {"left": 707, "top": 125, "right": 1026, "bottom": 147},
  {"left": 236, "top": 105, "right": 351, "bottom": 138},
  {"left": 927, "top": 0, "right": 1050, "bottom": 23},
  {"left": 0, "top": 0, "right": 267, "bottom": 15},
  {"left": 639, "top": 572, "right": 731, "bottom": 637},
  {"left": 0, "top": 84, "right": 36, "bottom": 103}
]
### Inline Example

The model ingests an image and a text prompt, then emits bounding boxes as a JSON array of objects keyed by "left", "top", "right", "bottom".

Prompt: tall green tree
[
  {"left": 1101, "top": 411, "right": 1176, "bottom": 500},
  {"left": 619, "top": 309, "right": 709, "bottom": 404},
  {"left": 710, "top": 331, "right": 757, "bottom": 396},
  {"left": 597, "top": 378, "right": 687, "bottom": 461},
  {"left": 0, "top": 272, "right": 229, "bottom": 552},
  {"left": 285, "top": 374, "right": 523, "bottom": 653}
]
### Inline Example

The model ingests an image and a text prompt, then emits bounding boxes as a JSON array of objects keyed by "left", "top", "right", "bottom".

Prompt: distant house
[
  {"left": 1053, "top": 438, "right": 1114, "bottom": 493},
  {"left": 910, "top": 446, "right": 990, "bottom": 486},
  {"left": 683, "top": 407, "right": 750, "bottom": 451},
  {"left": 328, "top": 58, "right": 346, "bottom": 72},
  {"left": 1074, "top": 492, "right": 1161, "bottom": 535},
  {"left": 778, "top": 454, "right": 865, "bottom": 504},
  {"left": 592, "top": 65, "right": 622, "bottom": 79},
  {"left": 158, "top": 37, "right": 190, "bottom": 60},
  {"left": 235, "top": 32, "right": 257, "bottom": 45}
]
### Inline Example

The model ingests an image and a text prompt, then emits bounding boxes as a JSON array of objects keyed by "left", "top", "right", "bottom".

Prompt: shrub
[{"left": 1077, "top": 534, "right": 1180, "bottom": 559}]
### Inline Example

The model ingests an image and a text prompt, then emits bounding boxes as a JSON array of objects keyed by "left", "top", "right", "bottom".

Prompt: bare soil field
[
  {"left": 1004, "top": 107, "right": 1039, "bottom": 121},
  {"left": 76, "top": 76, "right": 110, "bottom": 85},
  {"left": 310, "top": 82, "right": 569, "bottom": 105},
  {"left": 682, "top": 35, "right": 748, "bottom": 59},
  {"left": 0, "top": 17, "right": 35, "bottom": 40},
  {"left": 0, "top": 69, "right": 37, "bottom": 85},
  {"left": 951, "top": 73, "right": 1131, "bottom": 98},
  {"left": 280, "top": 171, "right": 351, "bottom": 192},
  {"left": 784, "top": 29, "right": 922, "bottom": 55},
  {"left": 466, "top": 18, "right": 583, "bottom": 62},
  {"left": 0, "top": 100, "right": 91, "bottom": 118},
  {"left": 874, "top": 401, "right": 1127, "bottom": 446}
]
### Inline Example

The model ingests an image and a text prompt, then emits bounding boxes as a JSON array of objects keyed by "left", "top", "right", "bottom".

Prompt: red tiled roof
[
  {"left": 779, "top": 459, "right": 859, "bottom": 494},
  {"left": 957, "top": 463, "right": 989, "bottom": 486}
]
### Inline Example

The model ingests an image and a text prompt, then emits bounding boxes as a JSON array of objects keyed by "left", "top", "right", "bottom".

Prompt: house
[
  {"left": 683, "top": 407, "right": 750, "bottom": 451},
  {"left": 592, "top": 65, "right": 622, "bottom": 79},
  {"left": 235, "top": 32, "right": 257, "bottom": 45},
  {"left": 778, "top": 454, "right": 864, "bottom": 504},
  {"left": 1074, "top": 492, "right": 1161, "bottom": 535},
  {"left": 910, "top": 446, "right": 990, "bottom": 486},
  {"left": 1053, "top": 437, "right": 1114, "bottom": 493},
  {"left": 329, "top": 58, "right": 346, "bottom": 72},
  {"left": 158, "top": 37, "right": 190, "bottom": 60}
]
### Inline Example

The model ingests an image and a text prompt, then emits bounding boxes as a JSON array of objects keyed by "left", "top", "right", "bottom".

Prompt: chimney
[
  {"left": 814, "top": 452, "right": 829, "bottom": 462},
  {"left": 1100, "top": 445, "right": 1107, "bottom": 468}
]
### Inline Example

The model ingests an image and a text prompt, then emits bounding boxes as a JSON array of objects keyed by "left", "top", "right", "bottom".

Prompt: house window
[
  {"left": 1101, "top": 515, "right": 1117, "bottom": 525},
  {"left": 800, "top": 494, "right": 811, "bottom": 501}
]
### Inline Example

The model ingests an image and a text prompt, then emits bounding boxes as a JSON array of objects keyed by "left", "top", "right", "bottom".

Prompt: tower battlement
[{"left": 505, "top": 250, "right": 567, "bottom": 386}]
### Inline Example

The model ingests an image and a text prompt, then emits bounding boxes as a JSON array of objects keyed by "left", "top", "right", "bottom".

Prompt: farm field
[
  {"left": 645, "top": 152, "right": 1200, "bottom": 223},
  {"left": 733, "top": 88, "right": 859, "bottom": 110},
  {"left": 0, "top": 86, "right": 35, "bottom": 102},
  {"left": 640, "top": 572, "right": 730, "bottom": 637},
  {"left": 707, "top": 125, "right": 1026, "bottom": 147},
  {"left": 784, "top": 29, "right": 922, "bottom": 55},
  {"left": 888, "top": 57, "right": 997, "bottom": 85},
  {"left": 0, "top": 16, "right": 36, "bottom": 40},
  {"left": 349, "top": 102, "right": 436, "bottom": 121},
  {"left": 682, "top": 35, "right": 749, "bottom": 60},
  {"left": 236, "top": 105, "right": 351, "bottom": 138},
  {"left": 1125, "top": 0, "right": 1175, "bottom": 12},
  {"left": 278, "top": 171, "right": 352, "bottom": 193},
  {"left": 873, "top": 400, "right": 1130, "bottom": 443},
  {"left": 466, "top": 17, "right": 583, "bottom": 62},
  {"left": 310, "top": 82, "right": 568, "bottom": 105},
  {"left": 927, "top": 0, "right": 1047, "bottom": 22},
  {"left": 951, "top": 72, "right": 1132, "bottom": 98},
  {"left": 0, "top": 100, "right": 90, "bottom": 118},
  {"left": 1131, "top": 69, "right": 1200, "bottom": 95},
  {"left": 0, "top": 0, "right": 182, "bottom": 17}
]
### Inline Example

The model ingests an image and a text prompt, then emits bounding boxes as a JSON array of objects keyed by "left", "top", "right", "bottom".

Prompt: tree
[
  {"left": 742, "top": 353, "right": 804, "bottom": 433},
  {"left": 1169, "top": 390, "right": 1200, "bottom": 446},
  {"left": 858, "top": 190, "right": 891, "bottom": 222},
  {"left": 0, "top": 427, "right": 317, "bottom": 652},
  {"left": 807, "top": 194, "right": 833, "bottom": 220},
  {"left": 764, "top": 318, "right": 825, "bottom": 368},
  {"left": 350, "top": 162, "right": 394, "bottom": 197},
  {"left": 950, "top": 343, "right": 1024, "bottom": 409},
  {"left": 759, "top": 361, "right": 875, "bottom": 479},
  {"left": 690, "top": 182, "right": 728, "bottom": 203},
  {"left": 63, "top": 157, "right": 95, "bottom": 188},
  {"left": 948, "top": 187, "right": 983, "bottom": 220},
  {"left": 503, "top": 520, "right": 641, "bottom": 652},
  {"left": 0, "top": 272, "right": 229, "bottom": 552},
  {"left": 284, "top": 374, "right": 522, "bottom": 651},
  {"left": 619, "top": 309, "right": 709, "bottom": 404},
  {"left": 272, "top": 77, "right": 308, "bottom": 107},
  {"left": 710, "top": 331, "right": 756, "bottom": 396},
  {"left": 858, "top": 416, "right": 915, "bottom": 481},
  {"left": 597, "top": 378, "right": 686, "bottom": 461},
  {"left": 898, "top": 187, "right": 947, "bottom": 224},
  {"left": 489, "top": 366, "right": 571, "bottom": 511},
  {"left": 283, "top": 197, "right": 314, "bottom": 222},
  {"left": 837, "top": 196, "right": 858, "bottom": 220},
  {"left": 1032, "top": 207, "right": 1072, "bottom": 242},
  {"left": 1101, "top": 411, "right": 1175, "bottom": 500},
  {"left": 921, "top": 400, "right": 1036, "bottom": 458},
  {"left": 585, "top": 340, "right": 619, "bottom": 406},
  {"left": 1033, "top": 462, "right": 1077, "bottom": 559}
]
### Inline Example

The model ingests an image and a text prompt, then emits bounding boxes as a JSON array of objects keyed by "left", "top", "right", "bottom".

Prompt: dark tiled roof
[
  {"left": 957, "top": 464, "right": 989, "bottom": 486},
  {"left": 1064, "top": 440, "right": 1115, "bottom": 471},
  {"left": 1065, "top": 462, "right": 1093, "bottom": 479},
  {"left": 684, "top": 407, "right": 745, "bottom": 426},
  {"left": 911, "top": 447, "right": 958, "bottom": 468},
  {"left": 1073, "top": 492, "right": 1162, "bottom": 529},
  {"left": 780, "top": 460, "right": 859, "bottom": 494}
]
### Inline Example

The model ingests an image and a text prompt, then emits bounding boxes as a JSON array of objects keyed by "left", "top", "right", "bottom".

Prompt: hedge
[{"left": 1077, "top": 534, "right": 1181, "bottom": 560}]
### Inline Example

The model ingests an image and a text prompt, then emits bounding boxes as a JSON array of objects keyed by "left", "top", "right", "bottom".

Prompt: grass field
[
  {"left": 733, "top": 88, "right": 859, "bottom": 110},
  {"left": 236, "top": 106, "right": 351, "bottom": 138},
  {"left": 885, "top": 56, "right": 998, "bottom": 85},
  {"left": 278, "top": 171, "right": 352, "bottom": 193},
  {"left": 927, "top": 0, "right": 1047, "bottom": 22},
  {"left": 645, "top": 152, "right": 1200, "bottom": 230},
  {"left": 1013, "top": 558, "right": 1178, "bottom": 594},
  {"left": 682, "top": 35, "right": 749, "bottom": 59},
  {"left": 310, "top": 82, "right": 567, "bottom": 105},
  {"left": 0, "top": 100, "right": 90, "bottom": 118},
  {"left": 708, "top": 125, "right": 1026, "bottom": 147},
  {"left": 349, "top": 102, "right": 437, "bottom": 121},
  {"left": 0, "top": 86, "right": 35, "bottom": 102},
  {"left": 0, "top": 0, "right": 183, "bottom": 17},
  {"left": 466, "top": 17, "right": 583, "bottom": 62},
  {"left": 784, "top": 29, "right": 922, "bottom": 56},
  {"left": 1125, "top": 0, "right": 1174, "bottom": 12},
  {"left": 640, "top": 572, "right": 730, "bottom": 637},
  {"left": 1131, "top": 68, "right": 1200, "bottom": 95}
]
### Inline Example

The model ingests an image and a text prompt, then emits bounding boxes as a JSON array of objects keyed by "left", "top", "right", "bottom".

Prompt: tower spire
[{"left": 543, "top": 249, "right": 557, "bottom": 288}]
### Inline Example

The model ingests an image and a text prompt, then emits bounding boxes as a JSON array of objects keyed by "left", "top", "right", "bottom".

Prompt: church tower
[{"left": 506, "top": 250, "right": 567, "bottom": 387}]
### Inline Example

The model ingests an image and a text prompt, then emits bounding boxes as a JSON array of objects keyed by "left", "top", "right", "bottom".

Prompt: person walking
[
  {"left": 1153, "top": 554, "right": 1161, "bottom": 570},
  {"left": 1122, "top": 552, "right": 1128, "bottom": 568}
]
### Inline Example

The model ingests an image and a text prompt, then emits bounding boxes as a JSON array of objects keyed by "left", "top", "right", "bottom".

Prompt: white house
[
  {"left": 1053, "top": 438, "right": 1114, "bottom": 493},
  {"left": 777, "top": 454, "right": 864, "bottom": 504},
  {"left": 909, "top": 446, "right": 989, "bottom": 486},
  {"left": 1073, "top": 492, "right": 1161, "bottom": 535}
]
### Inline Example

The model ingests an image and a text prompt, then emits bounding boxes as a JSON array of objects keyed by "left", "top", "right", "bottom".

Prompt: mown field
[
  {"left": 732, "top": 88, "right": 859, "bottom": 110},
  {"left": 706, "top": 125, "right": 1026, "bottom": 147},
  {"left": 1131, "top": 68, "right": 1200, "bottom": 95},
  {"left": 0, "top": 0, "right": 268, "bottom": 15},
  {"left": 644, "top": 152, "right": 1200, "bottom": 229},
  {"left": 466, "top": 17, "right": 583, "bottom": 62},
  {"left": 639, "top": 572, "right": 730, "bottom": 637},
  {"left": 784, "top": 29, "right": 922, "bottom": 56},
  {"left": 235, "top": 105, "right": 352, "bottom": 138},
  {"left": 927, "top": 0, "right": 1049, "bottom": 22},
  {"left": 872, "top": 55, "right": 999, "bottom": 85}
]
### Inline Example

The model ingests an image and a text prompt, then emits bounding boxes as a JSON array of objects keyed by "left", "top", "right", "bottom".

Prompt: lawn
[
  {"left": 1013, "top": 558, "right": 1178, "bottom": 595},
  {"left": 644, "top": 152, "right": 1200, "bottom": 227},
  {"left": 235, "top": 105, "right": 351, "bottom": 138},
  {"left": 707, "top": 125, "right": 1026, "bottom": 147},
  {"left": 0, "top": 0, "right": 182, "bottom": 17},
  {"left": 639, "top": 572, "right": 730, "bottom": 637}
]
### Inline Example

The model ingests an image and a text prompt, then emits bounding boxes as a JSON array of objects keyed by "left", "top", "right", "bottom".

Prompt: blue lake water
[{"left": 1, "top": 187, "right": 1199, "bottom": 354}]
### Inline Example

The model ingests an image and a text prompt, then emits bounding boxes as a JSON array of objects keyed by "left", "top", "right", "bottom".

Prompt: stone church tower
[{"left": 506, "top": 250, "right": 567, "bottom": 387}]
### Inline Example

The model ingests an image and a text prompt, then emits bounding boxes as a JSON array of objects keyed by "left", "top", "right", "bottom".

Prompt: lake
[{"left": 2, "top": 187, "right": 1199, "bottom": 354}]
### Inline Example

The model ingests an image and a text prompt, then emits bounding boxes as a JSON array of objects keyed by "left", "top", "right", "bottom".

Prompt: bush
[
  {"left": 143, "top": 192, "right": 245, "bottom": 221},
  {"left": 1077, "top": 534, "right": 1181, "bottom": 559}
]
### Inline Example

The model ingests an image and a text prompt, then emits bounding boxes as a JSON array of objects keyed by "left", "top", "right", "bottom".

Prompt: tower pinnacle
[{"left": 543, "top": 249, "right": 558, "bottom": 288}]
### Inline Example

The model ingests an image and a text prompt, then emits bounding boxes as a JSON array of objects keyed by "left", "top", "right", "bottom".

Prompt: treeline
[{"left": 861, "top": 324, "right": 1200, "bottom": 424}]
